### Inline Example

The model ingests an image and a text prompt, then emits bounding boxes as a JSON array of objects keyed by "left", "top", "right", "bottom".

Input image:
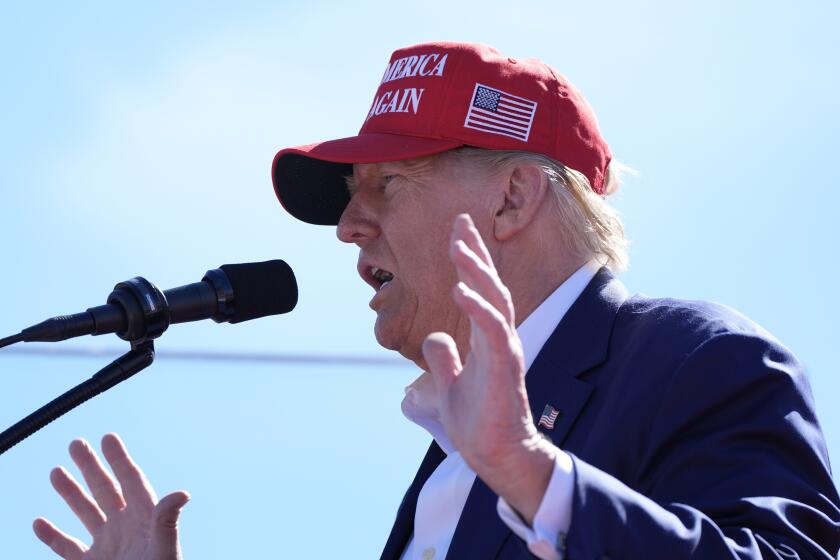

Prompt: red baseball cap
[{"left": 272, "top": 41, "right": 611, "bottom": 225}]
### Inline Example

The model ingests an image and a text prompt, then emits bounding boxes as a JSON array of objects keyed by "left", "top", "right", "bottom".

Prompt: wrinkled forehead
[{"left": 352, "top": 154, "right": 443, "bottom": 180}]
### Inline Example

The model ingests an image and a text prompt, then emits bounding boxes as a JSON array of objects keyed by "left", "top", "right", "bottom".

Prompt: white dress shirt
[{"left": 399, "top": 260, "right": 601, "bottom": 560}]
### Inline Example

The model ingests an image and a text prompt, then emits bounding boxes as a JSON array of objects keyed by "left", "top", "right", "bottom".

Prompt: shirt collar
[
  {"left": 517, "top": 259, "right": 601, "bottom": 372},
  {"left": 401, "top": 259, "right": 602, "bottom": 455}
]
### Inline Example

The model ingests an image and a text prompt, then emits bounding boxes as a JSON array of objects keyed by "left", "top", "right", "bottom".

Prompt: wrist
[{"left": 469, "top": 432, "right": 557, "bottom": 525}]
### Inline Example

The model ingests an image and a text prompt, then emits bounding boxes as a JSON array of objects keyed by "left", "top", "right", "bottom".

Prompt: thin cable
[
  {"left": 0, "top": 345, "right": 411, "bottom": 368},
  {"left": 0, "top": 334, "right": 23, "bottom": 350}
]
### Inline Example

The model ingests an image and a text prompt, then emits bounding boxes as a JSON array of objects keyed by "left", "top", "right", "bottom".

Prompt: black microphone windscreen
[{"left": 219, "top": 260, "right": 298, "bottom": 324}]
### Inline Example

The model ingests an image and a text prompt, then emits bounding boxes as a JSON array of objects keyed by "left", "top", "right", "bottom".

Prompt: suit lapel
[
  {"left": 525, "top": 267, "right": 628, "bottom": 446},
  {"left": 379, "top": 442, "right": 446, "bottom": 560},
  {"left": 445, "top": 268, "right": 628, "bottom": 559}
]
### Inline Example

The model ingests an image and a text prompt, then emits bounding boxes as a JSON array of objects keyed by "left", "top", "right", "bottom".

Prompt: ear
[{"left": 492, "top": 163, "right": 550, "bottom": 241}]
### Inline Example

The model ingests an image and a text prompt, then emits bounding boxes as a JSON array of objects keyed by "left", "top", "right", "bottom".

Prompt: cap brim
[{"left": 272, "top": 133, "right": 462, "bottom": 225}]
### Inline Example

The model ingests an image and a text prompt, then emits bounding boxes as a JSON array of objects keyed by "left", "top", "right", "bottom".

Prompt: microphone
[{"left": 8, "top": 260, "right": 297, "bottom": 345}]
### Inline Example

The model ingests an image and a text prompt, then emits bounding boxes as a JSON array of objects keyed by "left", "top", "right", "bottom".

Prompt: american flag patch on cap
[
  {"left": 464, "top": 83, "right": 538, "bottom": 142},
  {"left": 538, "top": 404, "right": 561, "bottom": 430}
]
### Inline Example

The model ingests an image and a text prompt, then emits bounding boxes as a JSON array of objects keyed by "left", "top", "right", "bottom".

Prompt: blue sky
[{"left": 1, "top": 1, "right": 838, "bottom": 557}]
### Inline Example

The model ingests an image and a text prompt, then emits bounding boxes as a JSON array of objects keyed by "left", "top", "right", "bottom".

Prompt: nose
[{"left": 336, "top": 195, "right": 381, "bottom": 244}]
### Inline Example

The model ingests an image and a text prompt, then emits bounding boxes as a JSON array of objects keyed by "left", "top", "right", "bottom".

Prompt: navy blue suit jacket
[{"left": 380, "top": 268, "right": 840, "bottom": 559}]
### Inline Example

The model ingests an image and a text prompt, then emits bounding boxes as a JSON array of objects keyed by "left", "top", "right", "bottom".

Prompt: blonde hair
[{"left": 448, "top": 147, "right": 630, "bottom": 272}]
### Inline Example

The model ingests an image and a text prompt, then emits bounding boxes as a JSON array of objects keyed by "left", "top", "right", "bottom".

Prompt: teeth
[{"left": 371, "top": 266, "right": 394, "bottom": 283}]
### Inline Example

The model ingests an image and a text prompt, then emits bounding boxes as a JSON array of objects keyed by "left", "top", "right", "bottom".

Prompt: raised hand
[
  {"left": 33, "top": 433, "right": 190, "bottom": 560},
  {"left": 422, "top": 214, "right": 555, "bottom": 523}
]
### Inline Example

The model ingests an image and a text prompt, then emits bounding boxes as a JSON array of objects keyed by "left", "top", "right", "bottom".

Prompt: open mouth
[{"left": 371, "top": 266, "right": 395, "bottom": 290}]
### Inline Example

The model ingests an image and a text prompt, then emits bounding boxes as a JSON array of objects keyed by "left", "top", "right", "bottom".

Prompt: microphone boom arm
[{"left": 0, "top": 339, "right": 155, "bottom": 456}]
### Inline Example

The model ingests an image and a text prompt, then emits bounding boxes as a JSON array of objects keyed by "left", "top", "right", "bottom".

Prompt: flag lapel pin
[{"left": 538, "top": 404, "right": 561, "bottom": 430}]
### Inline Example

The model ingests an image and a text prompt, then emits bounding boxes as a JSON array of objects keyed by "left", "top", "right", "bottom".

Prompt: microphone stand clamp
[{"left": 0, "top": 276, "right": 170, "bottom": 456}]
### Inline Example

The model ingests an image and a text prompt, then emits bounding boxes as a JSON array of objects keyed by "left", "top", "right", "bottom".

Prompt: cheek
[
  {"left": 398, "top": 239, "right": 458, "bottom": 319},
  {"left": 383, "top": 194, "right": 466, "bottom": 306},
  {"left": 391, "top": 226, "right": 452, "bottom": 287}
]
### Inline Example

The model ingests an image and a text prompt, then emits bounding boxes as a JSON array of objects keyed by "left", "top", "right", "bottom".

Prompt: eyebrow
[
  {"left": 382, "top": 157, "right": 435, "bottom": 174},
  {"left": 344, "top": 156, "right": 437, "bottom": 195},
  {"left": 344, "top": 173, "right": 357, "bottom": 195}
]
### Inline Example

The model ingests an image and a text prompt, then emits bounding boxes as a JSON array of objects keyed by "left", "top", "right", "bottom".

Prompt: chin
[
  {"left": 373, "top": 314, "right": 403, "bottom": 351},
  {"left": 373, "top": 315, "right": 422, "bottom": 364}
]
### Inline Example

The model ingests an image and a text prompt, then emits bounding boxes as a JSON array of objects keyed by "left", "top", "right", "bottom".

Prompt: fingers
[
  {"left": 49, "top": 466, "right": 106, "bottom": 537},
  {"left": 101, "top": 433, "right": 157, "bottom": 511},
  {"left": 453, "top": 282, "right": 515, "bottom": 356},
  {"left": 451, "top": 239, "right": 513, "bottom": 323},
  {"left": 68, "top": 438, "right": 126, "bottom": 516},
  {"left": 450, "top": 214, "right": 515, "bottom": 325},
  {"left": 154, "top": 491, "right": 191, "bottom": 529},
  {"left": 453, "top": 213, "right": 493, "bottom": 267},
  {"left": 422, "top": 332, "right": 463, "bottom": 391},
  {"left": 150, "top": 491, "right": 191, "bottom": 558},
  {"left": 32, "top": 517, "right": 87, "bottom": 560}
]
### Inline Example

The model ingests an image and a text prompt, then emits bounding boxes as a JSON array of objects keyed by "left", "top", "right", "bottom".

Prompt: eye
[{"left": 381, "top": 174, "right": 400, "bottom": 190}]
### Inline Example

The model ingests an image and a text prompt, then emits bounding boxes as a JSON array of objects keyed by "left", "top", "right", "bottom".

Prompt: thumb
[
  {"left": 422, "top": 331, "right": 463, "bottom": 394},
  {"left": 150, "top": 491, "right": 190, "bottom": 560}
]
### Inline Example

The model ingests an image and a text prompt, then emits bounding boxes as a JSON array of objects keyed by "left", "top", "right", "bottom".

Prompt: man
[{"left": 33, "top": 41, "right": 839, "bottom": 559}]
